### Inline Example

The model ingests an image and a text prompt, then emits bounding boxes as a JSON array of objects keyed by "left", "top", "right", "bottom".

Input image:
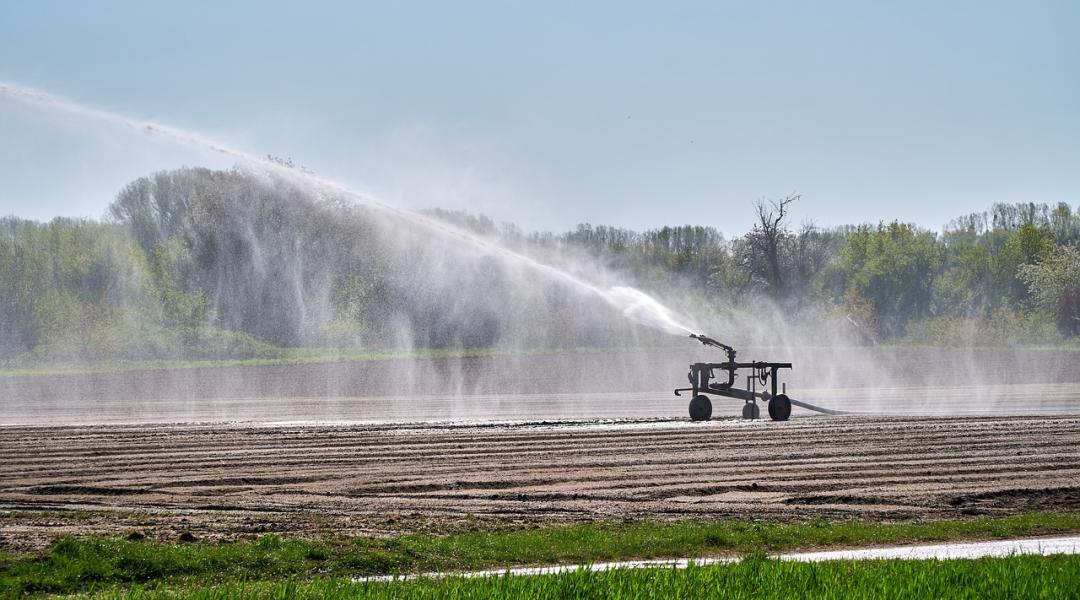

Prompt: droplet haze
[{"left": 0, "top": 80, "right": 699, "bottom": 342}]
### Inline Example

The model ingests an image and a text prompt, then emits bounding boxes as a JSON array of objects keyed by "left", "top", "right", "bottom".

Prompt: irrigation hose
[{"left": 786, "top": 397, "right": 856, "bottom": 416}]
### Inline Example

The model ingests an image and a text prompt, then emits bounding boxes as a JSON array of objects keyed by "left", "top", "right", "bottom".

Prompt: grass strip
[
  {"left": 10, "top": 344, "right": 1076, "bottom": 378},
  {"left": 2, "top": 511, "right": 1080, "bottom": 597},
  {"left": 0, "top": 346, "right": 631, "bottom": 378},
  {"left": 94, "top": 555, "right": 1080, "bottom": 599}
]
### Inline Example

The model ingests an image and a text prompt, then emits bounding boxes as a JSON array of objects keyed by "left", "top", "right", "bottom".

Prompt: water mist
[{"left": 0, "top": 81, "right": 698, "bottom": 339}]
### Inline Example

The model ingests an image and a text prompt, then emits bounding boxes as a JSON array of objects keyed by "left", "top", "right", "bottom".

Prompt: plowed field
[{"left": 2, "top": 416, "right": 1078, "bottom": 551}]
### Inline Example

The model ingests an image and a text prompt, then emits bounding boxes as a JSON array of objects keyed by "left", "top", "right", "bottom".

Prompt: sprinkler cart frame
[{"left": 674, "top": 334, "right": 793, "bottom": 421}]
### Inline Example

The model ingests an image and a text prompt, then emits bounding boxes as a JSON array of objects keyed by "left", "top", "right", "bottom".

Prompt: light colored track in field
[{"left": 356, "top": 535, "right": 1080, "bottom": 582}]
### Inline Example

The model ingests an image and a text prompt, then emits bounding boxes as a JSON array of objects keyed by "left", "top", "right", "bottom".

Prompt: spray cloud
[{"left": 0, "top": 81, "right": 697, "bottom": 338}]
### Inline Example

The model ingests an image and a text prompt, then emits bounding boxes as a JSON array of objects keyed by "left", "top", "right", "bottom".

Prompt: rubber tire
[
  {"left": 768, "top": 394, "right": 792, "bottom": 421},
  {"left": 689, "top": 395, "right": 712, "bottom": 421},
  {"left": 742, "top": 402, "right": 760, "bottom": 420}
]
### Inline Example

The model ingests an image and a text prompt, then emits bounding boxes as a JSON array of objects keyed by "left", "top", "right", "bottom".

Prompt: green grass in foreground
[
  {"left": 3, "top": 512, "right": 1080, "bottom": 597},
  {"left": 94, "top": 555, "right": 1080, "bottom": 600}
]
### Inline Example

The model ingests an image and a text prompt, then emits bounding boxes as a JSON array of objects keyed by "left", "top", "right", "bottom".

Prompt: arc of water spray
[{"left": 0, "top": 81, "right": 697, "bottom": 336}]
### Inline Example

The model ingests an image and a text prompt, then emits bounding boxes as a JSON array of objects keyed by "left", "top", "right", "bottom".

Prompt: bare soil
[{"left": 2, "top": 416, "right": 1079, "bottom": 552}]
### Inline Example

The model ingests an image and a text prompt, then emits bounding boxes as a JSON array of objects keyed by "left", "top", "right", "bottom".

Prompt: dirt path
[{"left": 2, "top": 416, "right": 1078, "bottom": 552}]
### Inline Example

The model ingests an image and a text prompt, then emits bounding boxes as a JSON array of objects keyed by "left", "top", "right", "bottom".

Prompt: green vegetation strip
[
  {"left": 7, "top": 344, "right": 1079, "bottom": 378},
  {"left": 3, "top": 512, "right": 1080, "bottom": 597},
  {"left": 0, "top": 346, "right": 639, "bottom": 378},
  {"left": 98, "top": 555, "right": 1080, "bottom": 600}
]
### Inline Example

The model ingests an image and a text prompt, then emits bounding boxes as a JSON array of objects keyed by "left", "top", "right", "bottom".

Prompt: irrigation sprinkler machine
[{"left": 675, "top": 334, "right": 799, "bottom": 421}]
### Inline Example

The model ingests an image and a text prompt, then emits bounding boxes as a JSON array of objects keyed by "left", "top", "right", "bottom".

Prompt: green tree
[
  {"left": 823, "top": 222, "right": 943, "bottom": 337},
  {"left": 1019, "top": 244, "right": 1080, "bottom": 335},
  {"left": 1049, "top": 202, "right": 1080, "bottom": 245},
  {"left": 995, "top": 224, "right": 1056, "bottom": 307},
  {"left": 937, "top": 242, "right": 995, "bottom": 316}
]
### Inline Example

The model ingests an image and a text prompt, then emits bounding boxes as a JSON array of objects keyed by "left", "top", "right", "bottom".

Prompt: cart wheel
[
  {"left": 689, "top": 395, "right": 712, "bottom": 421},
  {"left": 742, "top": 402, "right": 760, "bottom": 420},
  {"left": 768, "top": 394, "right": 791, "bottom": 421}
]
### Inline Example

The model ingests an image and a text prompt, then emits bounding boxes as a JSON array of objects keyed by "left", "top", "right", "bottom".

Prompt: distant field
[
  {"left": 2, "top": 344, "right": 1078, "bottom": 379},
  {"left": 3, "top": 346, "right": 1080, "bottom": 424}
]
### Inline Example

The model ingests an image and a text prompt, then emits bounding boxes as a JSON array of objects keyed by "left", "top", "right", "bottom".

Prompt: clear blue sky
[{"left": 1, "top": 0, "right": 1077, "bottom": 235}]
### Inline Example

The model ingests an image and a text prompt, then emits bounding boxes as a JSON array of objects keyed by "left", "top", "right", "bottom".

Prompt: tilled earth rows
[{"left": 1, "top": 416, "right": 1079, "bottom": 551}]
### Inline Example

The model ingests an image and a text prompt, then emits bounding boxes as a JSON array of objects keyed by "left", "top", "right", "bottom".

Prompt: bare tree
[{"left": 739, "top": 194, "right": 799, "bottom": 298}]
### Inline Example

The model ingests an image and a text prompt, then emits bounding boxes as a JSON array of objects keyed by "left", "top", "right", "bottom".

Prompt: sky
[{"left": 0, "top": 0, "right": 1077, "bottom": 236}]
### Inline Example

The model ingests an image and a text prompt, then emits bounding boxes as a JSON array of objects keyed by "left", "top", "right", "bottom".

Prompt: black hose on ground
[{"left": 787, "top": 397, "right": 857, "bottom": 416}]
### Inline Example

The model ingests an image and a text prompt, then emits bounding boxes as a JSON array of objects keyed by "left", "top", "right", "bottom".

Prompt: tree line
[{"left": 1, "top": 167, "right": 1078, "bottom": 362}]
